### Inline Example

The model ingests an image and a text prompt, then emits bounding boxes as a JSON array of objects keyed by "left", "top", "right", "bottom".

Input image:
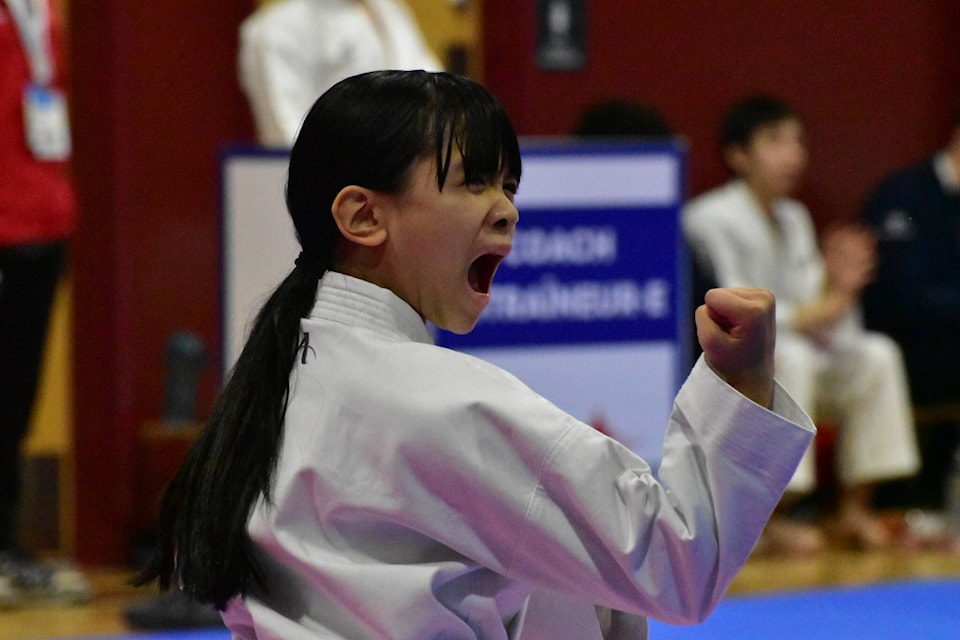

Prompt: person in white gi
[
  {"left": 135, "top": 71, "right": 814, "bottom": 639},
  {"left": 238, "top": 0, "right": 441, "bottom": 147},
  {"left": 684, "top": 95, "right": 920, "bottom": 554}
]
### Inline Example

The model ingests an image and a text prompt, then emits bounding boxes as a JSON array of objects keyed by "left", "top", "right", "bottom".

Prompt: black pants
[{"left": 0, "top": 241, "right": 66, "bottom": 552}]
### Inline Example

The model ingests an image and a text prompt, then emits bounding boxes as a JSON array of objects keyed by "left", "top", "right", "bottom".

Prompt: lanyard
[{"left": 4, "top": 0, "right": 53, "bottom": 85}]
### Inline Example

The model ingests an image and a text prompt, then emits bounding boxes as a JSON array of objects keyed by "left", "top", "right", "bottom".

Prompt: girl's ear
[{"left": 331, "top": 186, "right": 388, "bottom": 247}]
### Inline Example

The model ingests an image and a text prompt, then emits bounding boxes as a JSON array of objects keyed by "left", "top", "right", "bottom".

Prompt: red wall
[
  {"left": 483, "top": 1, "right": 960, "bottom": 228},
  {"left": 69, "top": 2, "right": 256, "bottom": 564}
]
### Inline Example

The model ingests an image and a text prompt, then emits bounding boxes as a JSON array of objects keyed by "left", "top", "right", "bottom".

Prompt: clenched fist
[{"left": 695, "top": 288, "right": 776, "bottom": 407}]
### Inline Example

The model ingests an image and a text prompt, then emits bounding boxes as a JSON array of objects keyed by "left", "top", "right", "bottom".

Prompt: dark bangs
[
  {"left": 721, "top": 94, "right": 800, "bottom": 148},
  {"left": 428, "top": 74, "right": 522, "bottom": 191}
]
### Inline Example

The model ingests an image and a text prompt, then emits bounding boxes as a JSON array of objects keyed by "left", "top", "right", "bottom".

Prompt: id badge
[{"left": 22, "top": 84, "right": 72, "bottom": 161}]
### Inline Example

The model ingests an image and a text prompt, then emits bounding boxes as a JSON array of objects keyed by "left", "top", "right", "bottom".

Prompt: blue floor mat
[
  {"left": 68, "top": 579, "right": 959, "bottom": 639},
  {"left": 648, "top": 579, "right": 960, "bottom": 639}
]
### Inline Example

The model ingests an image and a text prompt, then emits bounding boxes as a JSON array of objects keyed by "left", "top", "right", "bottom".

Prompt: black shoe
[{"left": 124, "top": 589, "right": 225, "bottom": 630}]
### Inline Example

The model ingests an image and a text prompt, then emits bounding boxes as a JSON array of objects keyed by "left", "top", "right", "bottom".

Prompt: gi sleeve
[{"left": 506, "top": 356, "right": 814, "bottom": 625}]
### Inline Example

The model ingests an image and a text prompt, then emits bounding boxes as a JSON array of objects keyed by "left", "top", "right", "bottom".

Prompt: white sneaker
[
  {"left": 0, "top": 574, "right": 22, "bottom": 609},
  {"left": 0, "top": 553, "right": 92, "bottom": 606}
]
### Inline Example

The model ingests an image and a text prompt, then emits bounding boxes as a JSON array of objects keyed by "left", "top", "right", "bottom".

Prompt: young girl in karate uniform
[{"left": 136, "top": 70, "right": 814, "bottom": 639}]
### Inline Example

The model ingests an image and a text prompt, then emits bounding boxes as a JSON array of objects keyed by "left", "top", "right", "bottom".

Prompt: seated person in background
[
  {"left": 683, "top": 95, "right": 920, "bottom": 553},
  {"left": 859, "top": 109, "right": 960, "bottom": 510}
]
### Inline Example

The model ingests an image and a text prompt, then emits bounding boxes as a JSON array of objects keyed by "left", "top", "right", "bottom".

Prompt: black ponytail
[
  {"left": 134, "top": 262, "right": 324, "bottom": 607},
  {"left": 135, "top": 70, "right": 521, "bottom": 609}
]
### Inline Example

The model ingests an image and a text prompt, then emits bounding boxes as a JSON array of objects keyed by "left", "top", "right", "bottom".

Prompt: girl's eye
[{"left": 465, "top": 179, "right": 518, "bottom": 199}]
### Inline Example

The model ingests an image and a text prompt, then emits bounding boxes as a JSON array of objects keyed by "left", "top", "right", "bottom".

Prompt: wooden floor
[{"left": 2, "top": 542, "right": 959, "bottom": 640}]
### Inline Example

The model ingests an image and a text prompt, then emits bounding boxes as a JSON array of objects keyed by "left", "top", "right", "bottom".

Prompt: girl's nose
[{"left": 493, "top": 199, "right": 519, "bottom": 231}]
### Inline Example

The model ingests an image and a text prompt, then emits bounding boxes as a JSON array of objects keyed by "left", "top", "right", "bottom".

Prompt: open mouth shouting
[{"left": 468, "top": 252, "right": 507, "bottom": 295}]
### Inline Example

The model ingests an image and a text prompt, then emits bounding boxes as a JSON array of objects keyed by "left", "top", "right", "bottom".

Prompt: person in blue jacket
[{"left": 860, "top": 109, "right": 960, "bottom": 509}]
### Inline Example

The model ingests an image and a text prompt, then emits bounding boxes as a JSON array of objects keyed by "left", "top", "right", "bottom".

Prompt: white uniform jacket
[
  {"left": 683, "top": 179, "right": 827, "bottom": 333},
  {"left": 238, "top": 0, "right": 441, "bottom": 147},
  {"left": 222, "top": 272, "right": 814, "bottom": 639}
]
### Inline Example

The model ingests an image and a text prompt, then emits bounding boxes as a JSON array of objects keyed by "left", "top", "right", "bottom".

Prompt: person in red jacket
[{"left": 0, "top": 0, "right": 88, "bottom": 606}]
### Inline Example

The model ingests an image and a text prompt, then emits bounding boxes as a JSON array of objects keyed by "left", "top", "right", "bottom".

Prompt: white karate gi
[
  {"left": 238, "top": 0, "right": 441, "bottom": 147},
  {"left": 683, "top": 179, "right": 920, "bottom": 491},
  {"left": 222, "top": 271, "right": 814, "bottom": 639}
]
